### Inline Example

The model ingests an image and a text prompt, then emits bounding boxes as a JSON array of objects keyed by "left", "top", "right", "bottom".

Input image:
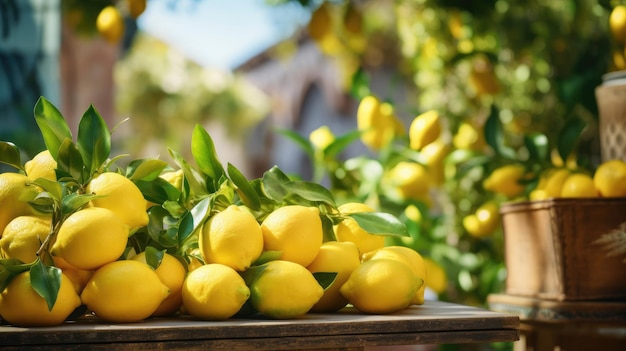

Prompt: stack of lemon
[{"left": 0, "top": 151, "right": 429, "bottom": 326}]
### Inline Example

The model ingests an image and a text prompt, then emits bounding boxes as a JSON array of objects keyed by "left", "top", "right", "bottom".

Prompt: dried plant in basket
[{"left": 594, "top": 222, "right": 626, "bottom": 263}]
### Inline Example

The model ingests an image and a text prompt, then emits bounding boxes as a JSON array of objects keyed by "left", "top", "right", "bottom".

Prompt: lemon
[
  {"left": 200, "top": 205, "right": 263, "bottom": 272},
  {"left": 306, "top": 241, "right": 361, "bottom": 312},
  {"left": 24, "top": 150, "right": 57, "bottom": 181},
  {"left": 0, "top": 172, "right": 37, "bottom": 235},
  {"left": 261, "top": 205, "right": 323, "bottom": 267},
  {"left": 542, "top": 168, "right": 570, "bottom": 198},
  {"left": 309, "top": 125, "right": 335, "bottom": 150},
  {"left": 362, "top": 246, "right": 427, "bottom": 305},
  {"left": 334, "top": 202, "right": 385, "bottom": 256},
  {"left": 409, "top": 110, "right": 441, "bottom": 151},
  {"left": 560, "top": 173, "right": 598, "bottom": 198},
  {"left": 387, "top": 161, "right": 431, "bottom": 201},
  {"left": 482, "top": 164, "right": 526, "bottom": 198},
  {"left": 594, "top": 159, "right": 626, "bottom": 197},
  {"left": 126, "top": 0, "right": 147, "bottom": 19},
  {"left": 249, "top": 260, "right": 324, "bottom": 319},
  {"left": 133, "top": 252, "right": 187, "bottom": 317},
  {"left": 424, "top": 258, "right": 447, "bottom": 294},
  {"left": 469, "top": 55, "right": 500, "bottom": 96},
  {"left": 87, "top": 172, "right": 149, "bottom": 230},
  {"left": 340, "top": 258, "right": 421, "bottom": 314},
  {"left": 308, "top": 2, "right": 332, "bottom": 42},
  {"left": 0, "top": 215, "right": 50, "bottom": 263},
  {"left": 61, "top": 265, "right": 93, "bottom": 294},
  {"left": 51, "top": 207, "right": 128, "bottom": 271},
  {"left": 610, "top": 5, "right": 626, "bottom": 44},
  {"left": 357, "top": 96, "right": 405, "bottom": 151},
  {"left": 81, "top": 260, "right": 170, "bottom": 323},
  {"left": 182, "top": 263, "right": 250, "bottom": 320},
  {"left": 463, "top": 201, "right": 500, "bottom": 238},
  {"left": 160, "top": 169, "right": 184, "bottom": 192},
  {"left": 453, "top": 121, "right": 486, "bottom": 151},
  {"left": 0, "top": 271, "right": 81, "bottom": 327},
  {"left": 420, "top": 139, "right": 450, "bottom": 186},
  {"left": 96, "top": 6, "right": 124, "bottom": 44}
]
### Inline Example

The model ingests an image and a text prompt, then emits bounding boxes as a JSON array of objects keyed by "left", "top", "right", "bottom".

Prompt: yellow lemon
[
  {"left": 420, "top": 139, "right": 450, "bottom": 186},
  {"left": 182, "top": 263, "right": 250, "bottom": 320},
  {"left": 261, "top": 205, "right": 323, "bottom": 267},
  {"left": 560, "top": 173, "right": 598, "bottom": 198},
  {"left": 61, "top": 265, "right": 93, "bottom": 294},
  {"left": 610, "top": 5, "right": 626, "bottom": 44},
  {"left": 409, "top": 110, "right": 441, "bottom": 151},
  {"left": 482, "top": 164, "right": 526, "bottom": 198},
  {"left": 463, "top": 201, "right": 500, "bottom": 238},
  {"left": 593, "top": 159, "right": 626, "bottom": 197},
  {"left": 387, "top": 161, "right": 431, "bottom": 201},
  {"left": 0, "top": 172, "right": 37, "bottom": 235},
  {"left": 51, "top": 207, "right": 128, "bottom": 271},
  {"left": 340, "top": 258, "right": 421, "bottom": 314},
  {"left": 87, "top": 172, "right": 149, "bottom": 230},
  {"left": 424, "top": 258, "right": 447, "bottom": 294},
  {"left": 469, "top": 55, "right": 500, "bottom": 96},
  {"left": 362, "top": 246, "right": 427, "bottom": 305},
  {"left": 334, "top": 202, "right": 385, "bottom": 256},
  {"left": 81, "top": 260, "right": 170, "bottom": 323},
  {"left": 357, "top": 96, "right": 405, "bottom": 151},
  {"left": 126, "top": 0, "right": 147, "bottom": 19},
  {"left": 249, "top": 260, "right": 324, "bottom": 319},
  {"left": 200, "top": 205, "right": 263, "bottom": 272},
  {"left": 309, "top": 125, "right": 335, "bottom": 150},
  {"left": 133, "top": 252, "right": 187, "bottom": 317},
  {"left": 453, "top": 121, "right": 486, "bottom": 151},
  {"left": 96, "top": 6, "right": 124, "bottom": 44},
  {"left": 0, "top": 215, "right": 50, "bottom": 263},
  {"left": 542, "top": 168, "right": 571, "bottom": 198},
  {"left": 159, "top": 169, "right": 184, "bottom": 192},
  {"left": 306, "top": 241, "right": 361, "bottom": 312},
  {"left": 24, "top": 150, "right": 57, "bottom": 181},
  {"left": 0, "top": 271, "right": 81, "bottom": 327}
]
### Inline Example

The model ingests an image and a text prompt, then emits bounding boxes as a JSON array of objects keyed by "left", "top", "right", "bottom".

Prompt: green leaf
[
  {"left": 275, "top": 128, "right": 314, "bottom": 160},
  {"left": 0, "top": 259, "right": 33, "bottom": 292},
  {"left": 77, "top": 105, "right": 111, "bottom": 177},
  {"left": 484, "top": 105, "right": 515, "bottom": 159},
  {"left": 177, "top": 210, "right": 196, "bottom": 247},
  {"left": 284, "top": 180, "right": 336, "bottom": 206},
  {"left": 143, "top": 246, "right": 165, "bottom": 270},
  {"left": 0, "top": 141, "right": 23, "bottom": 171},
  {"left": 321, "top": 214, "right": 337, "bottom": 242},
  {"left": 227, "top": 163, "right": 261, "bottom": 210},
  {"left": 191, "top": 125, "right": 224, "bottom": 184},
  {"left": 61, "top": 193, "right": 100, "bottom": 215},
  {"left": 262, "top": 166, "right": 292, "bottom": 201},
  {"left": 313, "top": 272, "right": 337, "bottom": 290},
  {"left": 168, "top": 148, "right": 207, "bottom": 197},
  {"left": 127, "top": 159, "right": 169, "bottom": 181},
  {"left": 324, "top": 130, "right": 362, "bottom": 159},
  {"left": 348, "top": 212, "right": 409, "bottom": 237},
  {"left": 57, "top": 138, "right": 85, "bottom": 182},
  {"left": 557, "top": 116, "right": 586, "bottom": 163},
  {"left": 251, "top": 251, "right": 282, "bottom": 267},
  {"left": 135, "top": 178, "right": 180, "bottom": 205},
  {"left": 240, "top": 264, "right": 268, "bottom": 286},
  {"left": 350, "top": 66, "right": 371, "bottom": 100},
  {"left": 30, "top": 260, "right": 62, "bottom": 311},
  {"left": 33, "top": 97, "right": 72, "bottom": 159},
  {"left": 524, "top": 133, "right": 550, "bottom": 164},
  {"left": 190, "top": 196, "right": 211, "bottom": 234}
]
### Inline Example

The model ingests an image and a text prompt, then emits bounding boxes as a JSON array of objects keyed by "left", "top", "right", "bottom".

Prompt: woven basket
[
  {"left": 500, "top": 198, "right": 626, "bottom": 301},
  {"left": 595, "top": 71, "right": 626, "bottom": 162}
]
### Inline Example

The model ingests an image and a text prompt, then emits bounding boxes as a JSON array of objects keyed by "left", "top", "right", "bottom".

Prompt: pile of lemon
[{"left": 0, "top": 151, "right": 428, "bottom": 327}]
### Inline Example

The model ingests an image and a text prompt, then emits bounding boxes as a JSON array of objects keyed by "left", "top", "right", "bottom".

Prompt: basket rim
[{"left": 499, "top": 197, "right": 626, "bottom": 214}]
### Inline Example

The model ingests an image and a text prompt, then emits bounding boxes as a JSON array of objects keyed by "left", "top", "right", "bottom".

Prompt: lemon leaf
[
  {"left": 227, "top": 163, "right": 261, "bottom": 210},
  {"left": 0, "top": 141, "right": 22, "bottom": 171},
  {"left": 0, "top": 259, "right": 32, "bottom": 292},
  {"left": 250, "top": 251, "right": 282, "bottom": 267},
  {"left": 524, "top": 132, "right": 549, "bottom": 164},
  {"left": 321, "top": 214, "right": 337, "bottom": 241},
  {"left": 348, "top": 212, "right": 409, "bottom": 237},
  {"left": 557, "top": 116, "right": 586, "bottom": 164},
  {"left": 77, "top": 104, "right": 111, "bottom": 177},
  {"left": 240, "top": 264, "right": 268, "bottom": 286},
  {"left": 350, "top": 66, "right": 370, "bottom": 100},
  {"left": 312, "top": 272, "right": 337, "bottom": 291},
  {"left": 29, "top": 259, "right": 62, "bottom": 311},
  {"left": 33, "top": 97, "right": 72, "bottom": 160},
  {"left": 61, "top": 193, "right": 100, "bottom": 215},
  {"left": 57, "top": 138, "right": 85, "bottom": 182},
  {"left": 143, "top": 246, "right": 165, "bottom": 270},
  {"left": 284, "top": 180, "right": 336, "bottom": 206},
  {"left": 275, "top": 128, "right": 314, "bottom": 160},
  {"left": 191, "top": 125, "right": 224, "bottom": 188},
  {"left": 324, "top": 130, "right": 362, "bottom": 159},
  {"left": 168, "top": 147, "right": 207, "bottom": 197},
  {"left": 262, "top": 166, "right": 291, "bottom": 201},
  {"left": 135, "top": 177, "right": 180, "bottom": 204},
  {"left": 127, "top": 158, "right": 169, "bottom": 181},
  {"left": 484, "top": 105, "right": 515, "bottom": 159}
]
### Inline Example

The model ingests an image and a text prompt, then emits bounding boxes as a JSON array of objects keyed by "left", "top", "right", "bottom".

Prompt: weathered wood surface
[{"left": 0, "top": 301, "right": 519, "bottom": 350}]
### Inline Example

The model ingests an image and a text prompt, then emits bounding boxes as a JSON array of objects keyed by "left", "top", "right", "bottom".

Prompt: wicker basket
[
  {"left": 500, "top": 198, "right": 626, "bottom": 301},
  {"left": 595, "top": 71, "right": 626, "bottom": 163}
]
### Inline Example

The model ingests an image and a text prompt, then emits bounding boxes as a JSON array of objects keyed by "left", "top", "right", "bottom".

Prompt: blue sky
[{"left": 138, "top": 0, "right": 310, "bottom": 70}]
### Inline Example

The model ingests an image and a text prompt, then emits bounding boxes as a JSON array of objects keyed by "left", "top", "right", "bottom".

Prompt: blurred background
[{"left": 0, "top": 0, "right": 619, "bottom": 311}]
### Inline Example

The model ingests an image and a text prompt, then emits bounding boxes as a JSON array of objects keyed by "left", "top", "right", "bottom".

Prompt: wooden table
[
  {"left": 488, "top": 293, "right": 626, "bottom": 351},
  {"left": 0, "top": 301, "right": 519, "bottom": 350}
]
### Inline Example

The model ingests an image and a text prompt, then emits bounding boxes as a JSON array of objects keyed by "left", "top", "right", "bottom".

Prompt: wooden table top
[{"left": 0, "top": 301, "right": 519, "bottom": 351}]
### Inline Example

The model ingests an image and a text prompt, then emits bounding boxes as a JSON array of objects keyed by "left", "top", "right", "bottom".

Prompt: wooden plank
[{"left": 0, "top": 301, "right": 519, "bottom": 350}]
